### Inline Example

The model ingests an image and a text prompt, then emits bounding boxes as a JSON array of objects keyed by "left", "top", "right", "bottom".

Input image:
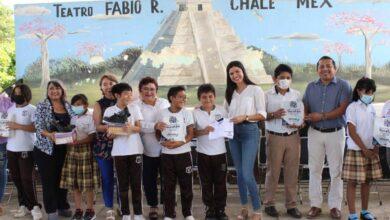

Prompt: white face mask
[{"left": 278, "top": 79, "right": 291, "bottom": 90}]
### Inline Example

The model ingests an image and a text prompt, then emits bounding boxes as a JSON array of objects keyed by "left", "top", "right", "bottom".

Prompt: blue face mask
[
  {"left": 72, "top": 105, "right": 85, "bottom": 115},
  {"left": 360, "top": 95, "right": 374, "bottom": 105}
]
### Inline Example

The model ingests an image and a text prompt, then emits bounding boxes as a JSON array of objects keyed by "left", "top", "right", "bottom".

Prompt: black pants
[
  {"left": 142, "top": 155, "right": 163, "bottom": 207},
  {"left": 161, "top": 152, "right": 193, "bottom": 218},
  {"left": 197, "top": 153, "right": 227, "bottom": 212},
  {"left": 33, "top": 147, "right": 69, "bottom": 214},
  {"left": 114, "top": 154, "right": 143, "bottom": 216},
  {"left": 7, "top": 151, "right": 40, "bottom": 210}
]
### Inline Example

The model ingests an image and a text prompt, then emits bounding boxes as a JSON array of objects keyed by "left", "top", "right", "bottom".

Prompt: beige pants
[{"left": 264, "top": 132, "right": 301, "bottom": 209}]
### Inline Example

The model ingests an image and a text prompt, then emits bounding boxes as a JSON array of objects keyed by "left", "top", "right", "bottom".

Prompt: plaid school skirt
[
  {"left": 342, "top": 149, "right": 382, "bottom": 183},
  {"left": 60, "top": 143, "right": 100, "bottom": 192}
]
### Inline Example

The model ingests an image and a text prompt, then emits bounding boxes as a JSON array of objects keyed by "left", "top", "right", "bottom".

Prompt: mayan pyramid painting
[{"left": 123, "top": 0, "right": 272, "bottom": 85}]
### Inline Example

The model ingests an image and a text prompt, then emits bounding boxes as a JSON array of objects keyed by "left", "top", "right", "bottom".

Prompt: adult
[
  {"left": 224, "top": 61, "right": 266, "bottom": 220},
  {"left": 0, "top": 93, "right": 13, "bottom": 216},
  {"left": 34, "top": 80, "right": 74, "bottom": 220},
  {"left": 263, "top": 64, "right": 303, "bottom": 218},
  {"left": 135, "top": 77, "right": 169, "bottom": 220},
  {"left": 382, "top": 100, "right": 390, "bottom": 169},
  {"left": 92, "top": 74, "right": 118, "bottom": 220},
  {"left": 303, "top": 56, "right": 352, "bottom": 219}
]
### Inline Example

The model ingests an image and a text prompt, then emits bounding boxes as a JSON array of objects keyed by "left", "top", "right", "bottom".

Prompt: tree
[
  {"left": 0, "top": 2, "right": 15, "bottom": 92},
  {"left": 323, "top": 42, "right": 353, "bottom": 72},
  {"left": 329, "top": 12, "right": 390, "bottom": 78},
  {"left": 19, "top": 18, "right": 66, "bottom": 87}
]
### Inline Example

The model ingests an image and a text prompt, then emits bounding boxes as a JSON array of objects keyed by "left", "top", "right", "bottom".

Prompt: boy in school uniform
[
  {"left": 103, "top": 83, "right": 144, "bottom": 220},
  {"left": 155, "top": 86, "right": 195, "bottom": 220},
  {"left": 193, "top": 84, "right": 229, "bottom": 220}
]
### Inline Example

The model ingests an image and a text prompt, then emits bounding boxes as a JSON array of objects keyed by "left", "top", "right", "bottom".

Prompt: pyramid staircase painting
[{"left": 122, "top": 0, "right": 272, "bottom": 86}]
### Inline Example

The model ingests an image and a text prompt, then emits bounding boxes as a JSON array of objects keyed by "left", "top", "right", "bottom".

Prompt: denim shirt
[{"left": 34, "top": 98, "right": 74, "bottom": 155}]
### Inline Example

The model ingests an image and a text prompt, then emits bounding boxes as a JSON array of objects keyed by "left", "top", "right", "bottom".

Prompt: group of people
[{"left": 0, "top": 56, "right": 388, "bottom": 220}]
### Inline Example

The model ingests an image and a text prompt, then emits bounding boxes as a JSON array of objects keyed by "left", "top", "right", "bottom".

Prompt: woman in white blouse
[{"left": 224, "top": 61, "right": 266, "bottom": 220}]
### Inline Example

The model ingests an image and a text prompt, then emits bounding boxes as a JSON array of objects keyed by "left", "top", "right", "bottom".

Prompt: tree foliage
[{"left": 0, "top": 2, "right": 15, "bottom": 91}]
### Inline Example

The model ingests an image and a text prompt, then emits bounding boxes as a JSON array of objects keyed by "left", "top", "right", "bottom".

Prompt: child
[
  {"left": 192, "top": 84, "right": 228, "bottom": 220},
  {"left": 343, "top": 77, "right": 382, "bottom": 220},
  {"left": 60, "top": 94, "right": 99, "bottom": 220},
  {"left": 155, "top": 86, "right": 195, "bottom": 220},
  {"left": 5, "top": 84, "right": 43, "bottom": 219},
  {"left": 103, "top": 83, "right": 144, "bottom": 220}
]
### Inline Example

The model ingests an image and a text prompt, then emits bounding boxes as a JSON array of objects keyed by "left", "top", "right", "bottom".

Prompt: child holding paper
[
  {"left": 343, "top": 77, "right": 382, "bottom": 220},
  {"left": 155, "top": 86, "right": 194, "bottom": 220},
  {"left": 60, "top": 94, "right": 99, "bottom": 220},
  {"left": 103, "top": 83, "right": 144, "bottom": 220},
  {"left": 193, "top": 84, "right": 228, "bottom": 220}
]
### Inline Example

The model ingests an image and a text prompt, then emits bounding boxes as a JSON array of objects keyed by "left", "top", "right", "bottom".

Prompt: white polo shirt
[
  {"left": 193, "top": 105, "right": 227, "bottom": 156},
  {"left": 382, "top": 100, "right": 390, "bottom": 118},
  {"left": 6, "top": 104, "right": 36, "bottom": 152},
  {"left": 224, "top": 85, "right": 267, "bottom": 120},
  {"left": 103, "top": 104, "right": 144, "bottom": 156},
  {"left": 70, "top": 111, "right": 96, "bottom": 141},
  {"left": 136, "top": 98, "right": 170, "bottom": 157},
  {"left": 157, "top": 108, "right": 194, "bottom": 155},
  {"left": 265, "top": 87, "right": 302, "bottom": 134},
  {"left": 346, "top": 100, "right": 376, "bottom": 150}
]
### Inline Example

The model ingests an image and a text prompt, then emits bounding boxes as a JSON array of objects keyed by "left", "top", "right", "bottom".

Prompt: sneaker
[
  {"left": 83, "top": 209, "right": 96, "bottom": 220},
  {"left": 106, "top": 210, "right": 116, "bottom": 220},
  {"left": 360, "top": 211, "right": 377, "bottom": 220},
  {"left": 14, "top": 205, "right": 30, "bottom": 218},
  {"left": 264, "top": 206, "right": 279, "bottom": 217},
  {"left": 58, "top": 208, "right": 73, "bottom": 217},
  {"left": 48, "top": 212, "right": 59, "bottom": 220},
  {"left": 215, "top": 210, "right": 228, "bottom": 220},
  {"left": 31, "top": 206, "right": 43, "bottom": 220},
  {"left": 72, "top": 209, "right": 83, "bottom": 220},
  {"left": 205, "top": 207, "right": 216, "bottom": 220},
  {"left": 122, "top": 215, "right": 131, "bottom": 220},
  {"left": 134, "top": 214, "right": 145, "bottom": 220},
  {"left": 185, "top": 215, "right": 195, "bottom": 220}
]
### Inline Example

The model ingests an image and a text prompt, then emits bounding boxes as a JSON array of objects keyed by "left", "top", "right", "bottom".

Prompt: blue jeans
[
  {"left": 0, "top": 143, "right": 7, "bottom": 202},
  {"left": 229, "top": 123, "right": 261, "bottom": 211}
]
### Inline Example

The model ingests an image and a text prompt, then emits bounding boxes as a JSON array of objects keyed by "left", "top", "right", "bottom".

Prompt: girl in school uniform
[
  {"left": 60, "top": 94, "right": 99, "bottom": 220},
  {"left": 343, "top": 77, "right": 382, "bottom": 220}
]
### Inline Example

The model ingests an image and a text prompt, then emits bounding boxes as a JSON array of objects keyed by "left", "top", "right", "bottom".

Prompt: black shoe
[
  {"left": 264, "top": 206, "right": 279, "bottom": 217},
  {"left": 205, "top": 207, "right": 216, "bottom": 220},
  {"left": 287, "top": 208, "right": 302, "bottom": 219},
  {"left": 71, "top": 209, "right": 83, "bottom": 220},
  {"left": 215, "top": 209, "right": 228, "bottom": 220},
  {"left": 83, "top": 209, "right": 96, "bottom": 220},
  {"left": 59, "top": 209, "right": 73, "bottom": 218}
]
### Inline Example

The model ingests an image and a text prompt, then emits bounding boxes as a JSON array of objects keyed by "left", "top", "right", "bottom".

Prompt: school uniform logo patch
[
  {"left": 215, "top": 114, "right": 222, "bottom": 121},
  {"left": 385, "top": 119, "right": 390, "bottom": 127},
  {"left": 289, "top": 101, "right": 298, "bottom": 108},
  {"left": 0, "top": 113, "right": 7, "bottom": 119},
  {"left": 135, "top": 156, "right": 142, "bottom": 164},
  {"left": 185, "top": 166, "right": 192, "bottom": 174},
  {"left": 22, "top": 110, "right": 28, "bottom": 117},
  {"left": 169, "top": 116, "right": 177, "bottom": 124}
]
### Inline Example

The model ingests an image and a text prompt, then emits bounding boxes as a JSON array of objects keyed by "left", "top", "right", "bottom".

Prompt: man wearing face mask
[
  {"left": 263, "top": 64, "right": 304, "bottom": 218},
  {"left": 303, "top": 56, "right": 352, "bottom": 219}
]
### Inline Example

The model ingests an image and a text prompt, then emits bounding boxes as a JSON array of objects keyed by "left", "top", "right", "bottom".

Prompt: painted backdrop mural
[{"left": 14, "top": 0, "right": 390, "bottom": 104}]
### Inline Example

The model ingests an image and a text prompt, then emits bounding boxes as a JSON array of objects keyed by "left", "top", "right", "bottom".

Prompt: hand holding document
[
  {"left": 373, "top": 117, "right": 390, "bottom": 147},
  {"left": 209, "top": 118, "right": 234, "bottom": 140}
]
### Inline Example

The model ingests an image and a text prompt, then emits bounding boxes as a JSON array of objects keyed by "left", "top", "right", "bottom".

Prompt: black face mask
[{"left": 12, "top": 95, "right": 26, "bottom": 105}]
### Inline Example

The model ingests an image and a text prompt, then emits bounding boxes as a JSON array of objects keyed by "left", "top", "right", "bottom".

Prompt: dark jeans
[
  {"left": 161, "top": 152, "right": 193, "bottom": 218},
  {"left": 0, "top": 143, "right": 7, "bottom": 202},
  {"left": 7, "top": 151, "right": 39, "bottom": 210},
  {"left": 142, "top": 155, "right": 163, "bottom": 207},
  {"left": 33, "top": 146, "right": 70, "bottom": 214},
  {"left": 197, "top": 153, "right": 227, "bottom": 211},
  {"left": 113, "top": 154, "right": 143, "bottom": 216}
]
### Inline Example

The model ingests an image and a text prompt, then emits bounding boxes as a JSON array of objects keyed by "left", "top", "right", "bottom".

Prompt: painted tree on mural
[
  {"left": 76, "top": 42, "right": 104, "bottom": 65},
  {"left": 329, "top": 12, "right": 390, "bottom": 78},
  {"left": 19, "top": 18, "right": 66, "bottom": 87},
  {"left": 323, "top": 42, "right": 353, "bottom": 72}
]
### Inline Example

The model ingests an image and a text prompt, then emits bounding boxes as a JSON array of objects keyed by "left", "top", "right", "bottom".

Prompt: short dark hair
[
  {"left": 167, "top": 86, "right": 185, "bottom": 103},
  {"left": 352, "top": 77, "right": 376, "bottom": 102},
  {"left": 274, "top": 64, "right": 293, "bottom": 78},
  {"left": 316, "top": 56, "right": 336, "bottom": 70},
  {"left": 11, "top": 84, "right": 32, "bottom": 103},
  {"left": 71, "top": 94, "right": 88, "bottom": 105},
  {"left": 138, "top": 77, "right": 158, "bottom": 92},
  {"left": 111, "top": 83, "right": 132, "bottom": 96},
  {"left": 197, "top": 83, "right": 216, "bottom": 100}
]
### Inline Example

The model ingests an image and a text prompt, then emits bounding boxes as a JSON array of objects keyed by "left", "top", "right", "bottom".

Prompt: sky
[{"left": 8, "top": 0, "right": 390, "bottom": 79}]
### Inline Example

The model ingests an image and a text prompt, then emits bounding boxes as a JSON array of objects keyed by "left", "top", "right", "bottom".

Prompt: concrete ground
[{"left": 1, "top": 181, "right": 390, "bottom": 220}]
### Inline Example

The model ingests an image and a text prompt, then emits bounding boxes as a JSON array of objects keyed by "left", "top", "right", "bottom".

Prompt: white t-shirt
[
  {"left": 193, "top": 105, "right": 227, "bottom": 155},
  {"left": 265, "top": 87, "right": 302, "bottom": 134},
  {"left": 382, "top": 100, "right": 390, "bottom": 118},
  {"left": 103, "top": 104, "right": 144, "bottom": 156},
  {"left": 6, "top": 104, "right": 36, "bottom": 152},
  {"left": 136, "top": 98, "right": 170, "bottom": 157},
  {"left": 224, "top": 85, "right": 267, "bottom": 120},
  {"left": 70, "top": 111, "right": 96, "bottom": 141},
  {"left": 346, "top": 101, "right": 376, "bottom": 150},
  {"left": 157, "top": 108, "right": 194, "bottom": 155}
]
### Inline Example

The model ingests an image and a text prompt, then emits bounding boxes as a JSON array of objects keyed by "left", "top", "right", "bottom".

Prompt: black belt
[
  {"left": 313, "top": 126, "right": 343, "bottom": 133},
  {"left": 267, "top": 130, "right": 298, "bottom": 137}
]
